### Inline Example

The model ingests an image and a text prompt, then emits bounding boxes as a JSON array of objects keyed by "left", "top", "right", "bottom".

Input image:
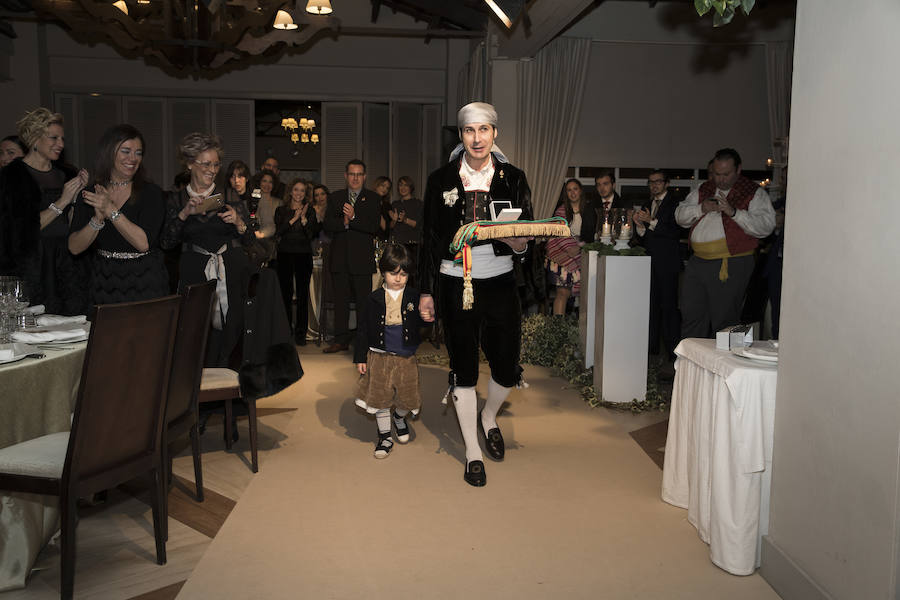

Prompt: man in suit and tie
[
  {"left": 322, "top": 159, "right": 381, "bottom": 353},
  {"left": 594, "top": 169, "right": 628, "bottom": 234},
  {"left": 633, "top": 170, "right": 686, "bottom": 373}
]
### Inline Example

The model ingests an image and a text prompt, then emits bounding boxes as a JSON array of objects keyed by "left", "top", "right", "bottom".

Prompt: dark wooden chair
[
  {"left": 0, "top": 295, "right": 181, "bottom": 600},
  {"left": 197, "top": 273, "right": 259, "bottom": 473},
  {"left": 162, "top": 280, "right": 216, "bottom": 536}
]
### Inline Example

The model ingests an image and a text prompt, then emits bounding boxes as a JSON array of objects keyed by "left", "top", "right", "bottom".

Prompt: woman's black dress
[
  {"left": 274, "top": 203, "right": 321, "bottom": 339},
  {"left": 0, "top": 158, "right": 89, "bottom": 315},
  {"left": 160, "top": 187, "right": 251, "bottom": 367},
  {"left": 70, "top": 182, "right": 169, "bottom": 305}
]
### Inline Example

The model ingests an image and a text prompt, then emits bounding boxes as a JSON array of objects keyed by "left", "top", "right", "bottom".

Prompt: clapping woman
[
  {"left": 274, "top": 178, "right": 321, "bottom": 344},
  {"left": 160, "top": 132, "right": 250, "bottom": 366},
  {"left": 0, "top": 107, "right": 90, "bottom": 314},
  {"left": 546, "top": 179, "right": 595, "bottom": 315},
  {"left": 68, "top": 124, "right": 169, "bottom": 304}
]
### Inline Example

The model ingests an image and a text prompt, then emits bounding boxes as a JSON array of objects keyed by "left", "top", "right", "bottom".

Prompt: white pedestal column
[
  {"left": 592, "top": 255, "right": 651, "bottom": 404},
  {"left": 578, "top": 250, "right": 599, "bottom": 368}
]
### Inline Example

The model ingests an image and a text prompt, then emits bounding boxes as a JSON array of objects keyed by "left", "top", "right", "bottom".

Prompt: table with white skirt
[
  {"left": 0, "top": 344, "right": 86, "bottom": 591},
  {"left": 661, "top": 338, "right": 778, "bottom": 576}
]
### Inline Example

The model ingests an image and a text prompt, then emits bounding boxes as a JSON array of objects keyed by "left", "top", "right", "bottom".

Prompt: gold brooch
[{"left": 499, "top": 170, "right": 504, "bottom": 179}]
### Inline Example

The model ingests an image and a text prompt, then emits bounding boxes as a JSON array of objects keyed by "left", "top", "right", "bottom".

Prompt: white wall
[
  {"left": 565, "top": 0, "right": 795, "bottom": 170},
  {"left": 571, "top": 40, "right": 770, "bottom": 169},
  {"left": 760, "top": 1, "right": 900, "bottom": 598}
]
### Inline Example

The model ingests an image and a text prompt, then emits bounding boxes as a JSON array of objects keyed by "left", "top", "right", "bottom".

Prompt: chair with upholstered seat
[
  {"left": 162, "top": 279, "right": 217, "bottom": 536},
  {"left": 0, "top": 295, "right": 181, "bottom": 600},
  {"left": 198, "top": 366, "right": 257, "bottom": 472}
]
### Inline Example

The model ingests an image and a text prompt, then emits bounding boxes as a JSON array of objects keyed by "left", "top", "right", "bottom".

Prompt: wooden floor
[{"left": 4, "top": 346, "right": 776, "bottom": 600}]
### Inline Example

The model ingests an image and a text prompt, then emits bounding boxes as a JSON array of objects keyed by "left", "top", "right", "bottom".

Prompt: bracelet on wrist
[
  {"left": 48, "top": 203, "right": 64, "bottom": 216},
  {"left": 88, "top": 218, "right": 106, "bottom": 231},
  {"left": 109, "top": 209, "right": 121, "bottom": 222}
]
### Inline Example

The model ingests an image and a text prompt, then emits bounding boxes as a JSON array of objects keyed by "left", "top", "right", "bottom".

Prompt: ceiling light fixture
[
  {"left": 306, "top": 0, "right": 332, "bottom": 15},
  {"left": 483, "top": 0, "right": 527, "bottom": 29},
  {"left": 30, "top": 0, "right": 339, "bottom": 77},
  {"left": 273, "top": 9, "right": 298, "bottom": 30}
]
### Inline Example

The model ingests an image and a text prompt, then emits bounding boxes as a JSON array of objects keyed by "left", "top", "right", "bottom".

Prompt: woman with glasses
[
  {"left": 160, "top": 132, "right": 250, "bottom": 366},
  {"left": 68, "top": 124, "right": 169, "bottom": 305},
  {"left": 0, "top": 107, "right": 90, "bottom": 315}
]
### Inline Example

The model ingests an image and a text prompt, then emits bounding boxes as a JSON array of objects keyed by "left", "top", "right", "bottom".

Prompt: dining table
[
  {"left": 661, "top": 337, "right": 778, "bottom": 576},
  {"left": 0, "top": 341, "right": 87, "bottom": 591}
]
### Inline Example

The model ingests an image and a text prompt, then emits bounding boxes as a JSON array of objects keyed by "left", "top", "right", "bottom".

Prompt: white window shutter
[
  {"left": 54, "top": 94, "right": 78, "bottom": 165},
  {"left": 77, "top": 95, "right": 123, "bottom": 173},
  {"left": 168, "top": 98, "right": 210, "bottom": 181},
  {"left": 123, "top": 97, "right": 166, "bottom": 187},
  {"left": 391, "top": 102, "right": 423, "bottom": 192},
  {"left": 321, "top": 102, "right": 362, "bottom": 193},
  {"left": 422, "top": 104, "right": 443, "bottom": 182},
  {"left": 364, "top": 102, "right": 390, "bottom": 184},
  {"left": 212, "top": 99, "right": 254, "bottom": 176}
]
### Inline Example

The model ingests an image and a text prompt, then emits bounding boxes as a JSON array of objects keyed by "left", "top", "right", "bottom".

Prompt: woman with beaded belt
[
  {"left": 160, "top": 132, "right": 251, "bottom": 366},
  {"left": 0, "top": 107, "right": 90, "bottom": 314},
  {"left": 69, "top": 124, "right": 169, "bottom": 305}
]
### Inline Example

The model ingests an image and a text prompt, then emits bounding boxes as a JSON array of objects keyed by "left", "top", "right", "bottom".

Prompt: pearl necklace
[{"left": 187, "top": 182, "right": 216, "bottom": 199}]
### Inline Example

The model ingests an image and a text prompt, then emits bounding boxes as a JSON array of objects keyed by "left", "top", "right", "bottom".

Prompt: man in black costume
[{"left": 418, "top": 102, "right": 532, "bottom": 487}]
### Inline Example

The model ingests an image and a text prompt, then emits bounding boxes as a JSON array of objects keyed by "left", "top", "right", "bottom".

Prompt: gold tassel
[
  {"left": 475, "top": 222, "right": 571, "bottom": 240},
  {"left": 462, "top": 272, "right": 474, "bottom": 310},
  {"left": 450, "top": 221, "right": 571, "bottom": 249}
]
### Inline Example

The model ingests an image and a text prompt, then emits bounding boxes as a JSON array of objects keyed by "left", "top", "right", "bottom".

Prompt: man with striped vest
[{"left": 675, "top": 148, "right": 775, "bottom": 339}]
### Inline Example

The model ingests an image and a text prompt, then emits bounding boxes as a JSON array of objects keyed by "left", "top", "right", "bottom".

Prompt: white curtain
[
  {"left": 457, "top": 42, "right": 486, "bottom": 109},
  {"left": 515, "top": 37, "right": 592, "bottom": 219},
  {"left": 765, "top": 41, "right": 794, "bottom": 193}
]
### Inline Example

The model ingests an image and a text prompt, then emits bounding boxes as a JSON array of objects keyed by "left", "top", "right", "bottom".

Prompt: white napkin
[
  {"left": 744, "top": 342, "right": 778, "bottom": 359},
  {"left": 24, "top": 305, "right": 46, "bottom": 315},
  {"left": 10, "top": 329, "right": 87, "bottom": 343},
  {"left": 35, "top": 314, "right": 87, "bottom": 326},
  {"left": 0, "top": 342, "right": 38, "bottom": 361}
]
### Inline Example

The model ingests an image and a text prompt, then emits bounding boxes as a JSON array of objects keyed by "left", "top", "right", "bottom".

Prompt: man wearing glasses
[
  {"left": 322, "top": 159, "right": 380, "bottom": 353},
  {"left": 632, "top": 170, "right": 686, "bottom": 374}
]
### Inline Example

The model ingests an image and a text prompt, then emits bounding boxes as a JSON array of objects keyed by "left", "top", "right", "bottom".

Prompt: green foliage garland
[
  {"left": 694, "top": 0, "right": 756, "bottom": 27},
  {"left": 420, "top": 315, "right": 669, "bottom": 414},
  {"left": 581, "top": 242, "right": 647, "bottom": 257}
]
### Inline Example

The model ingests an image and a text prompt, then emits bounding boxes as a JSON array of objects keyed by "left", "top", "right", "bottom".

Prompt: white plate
[
  {"left": 0, "top": 353, "right": 28, "bottom": 365},
  {"left": 0, "top": 342, "right": 40, "bottom": 364},
  {"left": 731, "top": 345, "right": 778, "bottom": 363},
  {"left": 37, "top": 334, "right": 89, "bottom": 345}
]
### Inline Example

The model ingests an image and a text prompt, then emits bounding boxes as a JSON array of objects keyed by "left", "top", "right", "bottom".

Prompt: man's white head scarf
[
  {"left": 457, "top": 102, "right": 498, "bottom": 129},
  {"left": 450, "top": 101, "right": 508, "bottom": 163}
]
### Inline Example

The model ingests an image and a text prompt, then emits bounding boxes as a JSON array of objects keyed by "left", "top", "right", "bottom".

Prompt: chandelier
[
  {"left": 27, "top": 0, "right": 340, "bottom": 78},
  {"left": 282, "top": 112, "right": 319, "bottom": 146}
]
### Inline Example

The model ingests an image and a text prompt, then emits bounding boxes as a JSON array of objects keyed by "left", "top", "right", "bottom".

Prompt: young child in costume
[{"left": 354, "top": 243, "right": 432, "bottom": 458}]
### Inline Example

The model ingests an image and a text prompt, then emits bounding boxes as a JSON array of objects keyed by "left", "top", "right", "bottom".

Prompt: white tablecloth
[
  {"left": 661, "top": 338, "right": 778, "bottom": 575},
  {"left": 0, "top": 343, "right": 86, "bottom": 591}
]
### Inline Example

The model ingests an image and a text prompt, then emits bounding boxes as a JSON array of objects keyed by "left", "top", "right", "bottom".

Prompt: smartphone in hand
[{"left": 197, "top": 193, "right": 224, "bottom": 213}]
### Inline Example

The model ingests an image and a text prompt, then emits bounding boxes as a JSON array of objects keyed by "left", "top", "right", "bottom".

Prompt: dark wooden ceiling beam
[
  {"left": 495, "top": 0, "right": 595, "bottom": 58},
  {"left": 378, "top": 0, "right": 487, "bottom": 31}
]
